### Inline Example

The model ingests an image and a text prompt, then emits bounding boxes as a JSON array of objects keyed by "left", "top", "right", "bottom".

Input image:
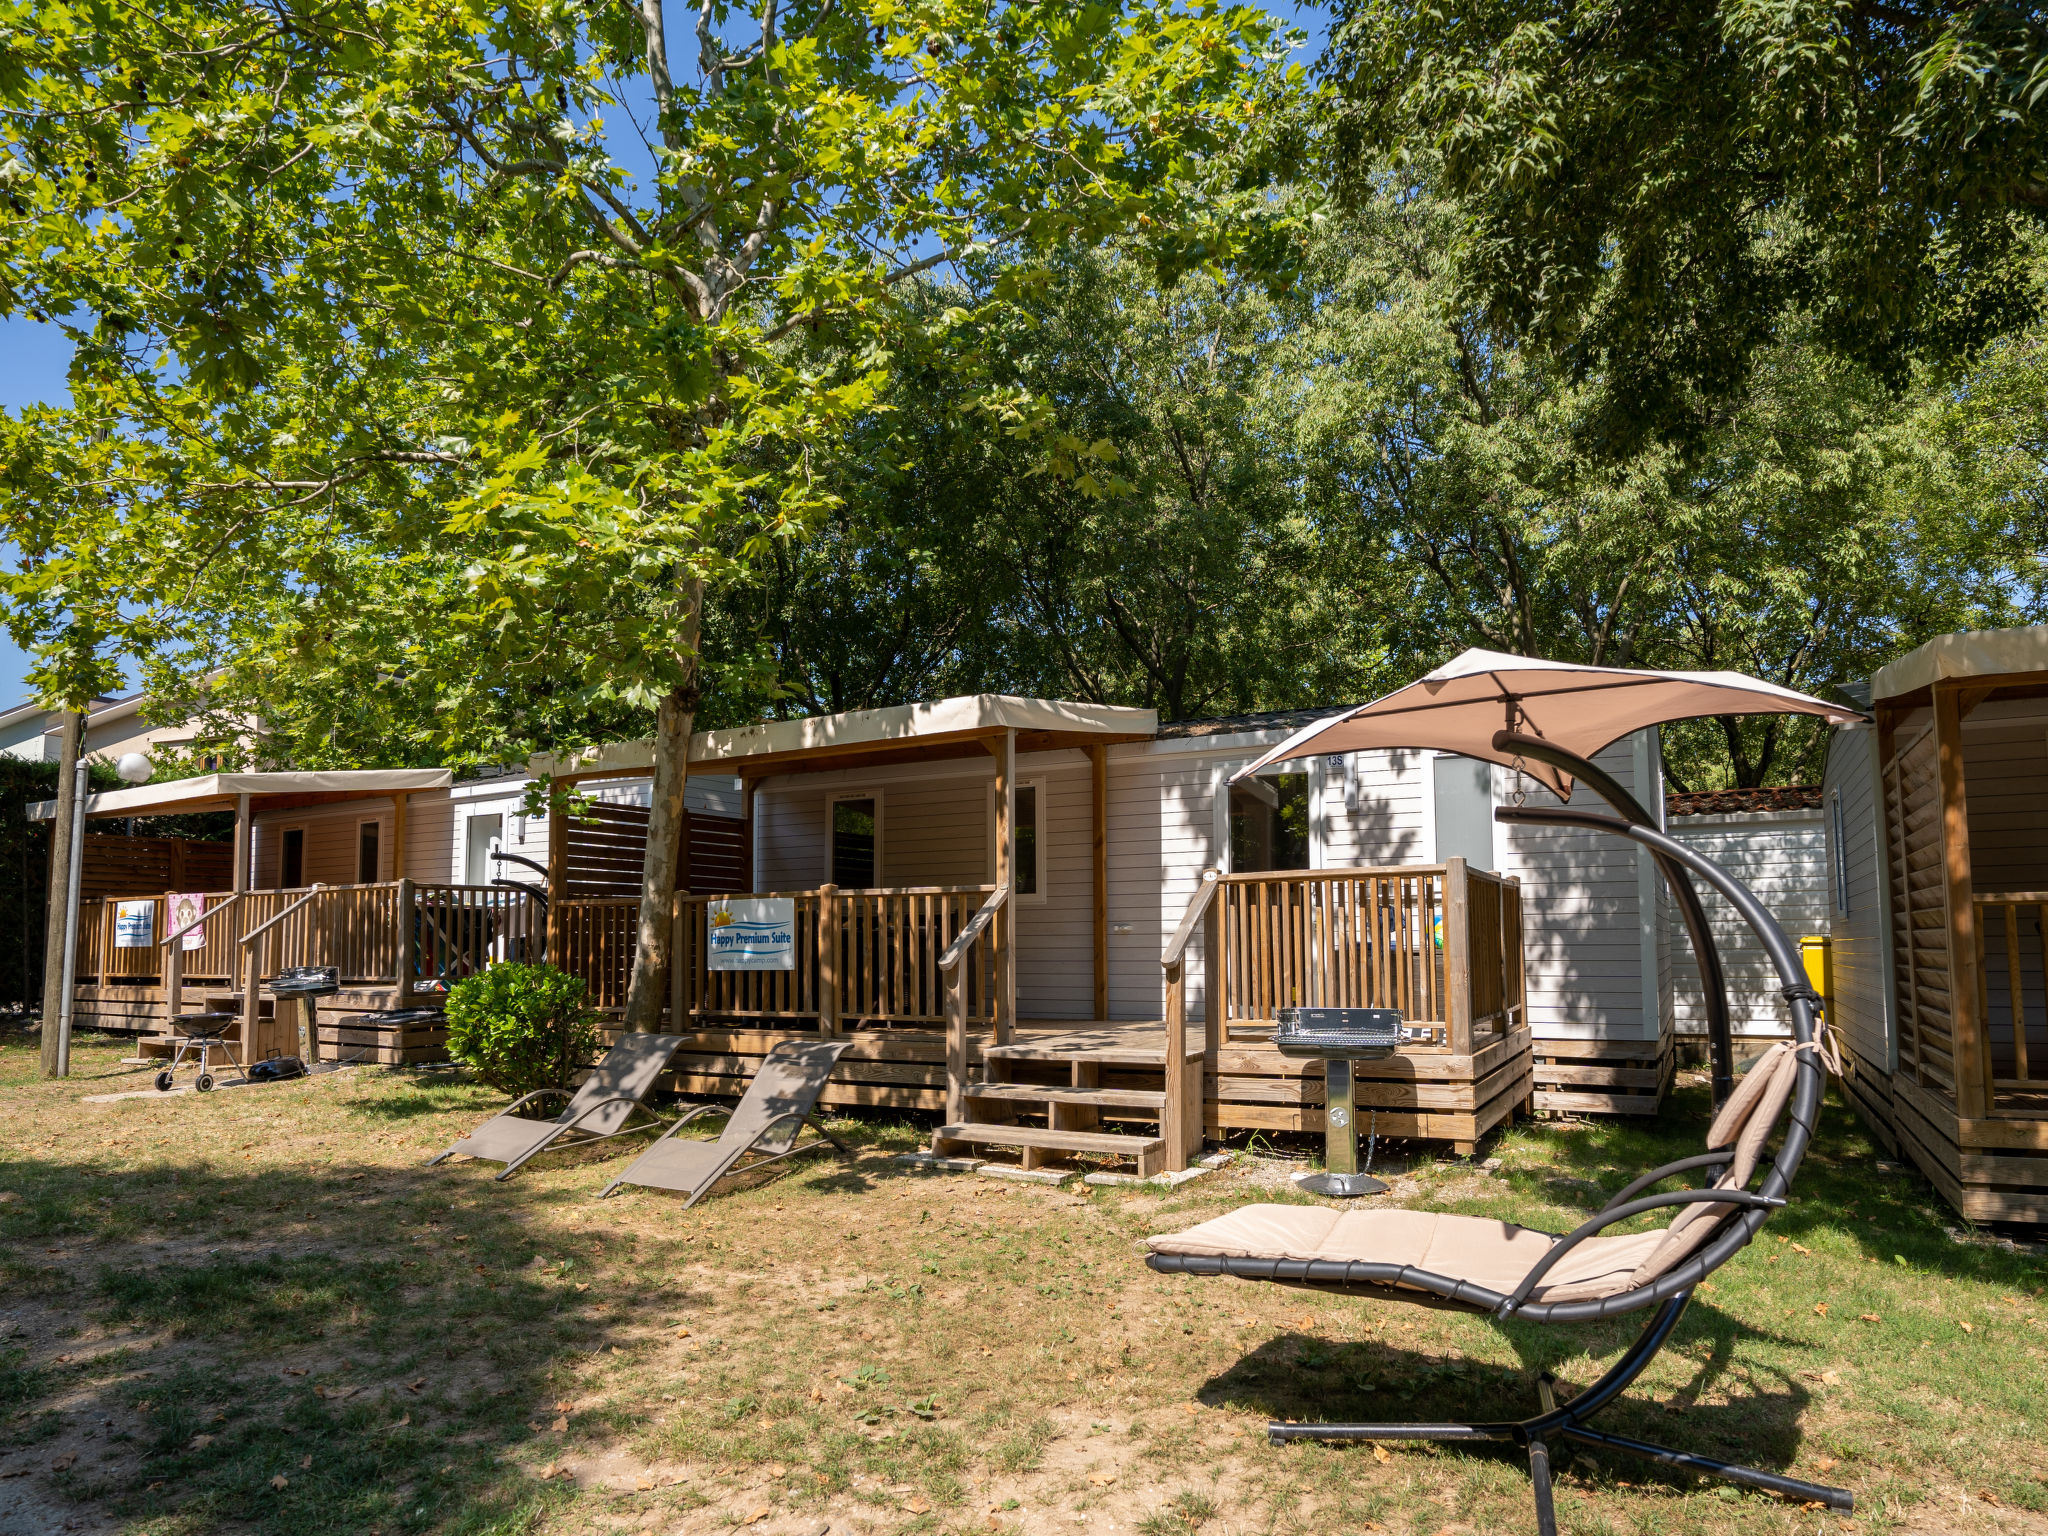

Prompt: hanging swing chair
[{"left": 1141, "top": 651, "right": 1865, "bottom": 1534}]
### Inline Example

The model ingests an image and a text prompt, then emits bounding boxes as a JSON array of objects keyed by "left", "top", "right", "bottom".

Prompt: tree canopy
[{"left": 1322, "top": 0, "right": 2048, "bottom": 449}]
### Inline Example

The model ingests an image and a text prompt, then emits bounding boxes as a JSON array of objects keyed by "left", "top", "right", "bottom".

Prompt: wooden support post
[
  {"left": 990, "top": 729, "right": 1016, "bottom": 1045},
  {"left": 1162, "top": 959, "right": 1189, "bottom": 1173},
  {"left": 99, "top": 900, "right": 116, "bottom": 989},
  {"left": 39, "top": 709, "right": 85, "bottom": 1078},
  {"left": 1933, "top": 684, "right": 1989, "bottom": 1117},
  {"left": 396, "top": 877, "right": 416, "bottom": 1006},
  {"left": 163, "top": 902, "right": 184, "bottom": 1032},
  {"left": 944, "top": 960, "right": 968, "bottom": 1124},
  {"left": 1090, "top": 742, "right": 1109, "bottom": 1022},
  {"left": 671, "top": 888, "right": 688, "bottom": 1036},
  {"left": 1204, "top": 886, "right": 1224, "bottom": 1056},
  {"left": 544, "top": 779, "right": 567, "bottom": 963},
  {"left": 391, "top": 790, "right": 410, "bottom": 881},
  {"left": 818, "top": 883, "right": 842, "bottom": 1037},
  {"left": 232, "top": 793, "right": 252, "bottom": 894},
  {"left": 741, "top": 776, "right": 758, "bottom": 891},
  {"left": 1444, "top": 857, "right": 1474, "bottom": 1058}
]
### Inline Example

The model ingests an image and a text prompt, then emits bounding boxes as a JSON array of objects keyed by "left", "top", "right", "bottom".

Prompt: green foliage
[
  {"left": 1323, "top": 1, "right": 2048, "bottom": 449},
  {"left": 443, "top": 963, "right": 600, "bottom": 1098},
  {"left": 0, "top": 0, "right": 1309, "bottom": 764}
]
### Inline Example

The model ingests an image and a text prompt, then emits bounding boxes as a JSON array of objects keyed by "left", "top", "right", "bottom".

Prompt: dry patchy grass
[{"left": 0, "top": 1030, "right": 2044, "bottom": 1536}]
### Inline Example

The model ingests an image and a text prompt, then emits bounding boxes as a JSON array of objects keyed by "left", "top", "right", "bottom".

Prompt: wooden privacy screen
[
  {"left": 1883, "top": 721, "right": 1956, "bottom": 1096},
  {"left": 79, "top": 834, "right": 234, "bottom": 902},
  {"left": 559, "top": 802, "right": 748, "bottom": 899}
]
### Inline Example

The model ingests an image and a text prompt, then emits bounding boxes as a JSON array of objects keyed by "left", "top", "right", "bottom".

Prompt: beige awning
[
  {"left": 533, "top": 694, "right": 1159, "bottom": 781},
  {"left": 26, "top": 769, "right": 454, "bottom": 822},
  {"left": 1231, "top": 649, "right": 1864, "bottom": 798},
  {"left": 1869, "top": 623, "right": 2048, "bottom": 703}
]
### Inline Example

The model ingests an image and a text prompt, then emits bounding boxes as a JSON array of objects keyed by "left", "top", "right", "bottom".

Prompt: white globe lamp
[{"left": 115, "top": 753, "right": 153, "bottom": 784}]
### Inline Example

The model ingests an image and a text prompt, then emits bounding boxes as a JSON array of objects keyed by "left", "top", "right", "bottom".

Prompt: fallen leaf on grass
[
  {"left": 270, "top": 1474, "right": 289, "bottom": 1491},
  {"left": 1859, "top": 1314, "right": 1881, "bottom": 1323},
  {"left": 905, "top": 1497, "right": 931, "bottom": 1514},
  {"left": 52, "top": 1354, "right": 72, "bottom": 1364},
  {"left": 1182, "top": 1403, "right": 1198, "bottom": 1415},
  {"left": 406, "top": 1378, "right": 425, "bottom": 1393},
  {"left": 574, "top": 1282, "right": 589, "bottom": 1292},
  {"left": 391, "top": 1413, "right": 410, "bottom": 1430},
  {"left": 1814, "top": 1303, "right": 1829, "bottom": 1316},
  {"left": 539, "top": 1463, "right": 570, "bottom": 1481},
  {"left": 1372, "top": 1444, "right": 1391, "bottom": 1464},
  {"left": 675, "top": 1326, "right": 691, "bottom": 1338},
  {"left": 0, "top": 1469, "right": 29, "bottom": 1481},
  {"left": 299, "top": 1455, "right": 312, "bottom": 1470},
  {"left": 742, "top": 1504, "right": 774, "bottom": 1524},
  {"left": 283, "top": 1367, "right": 307, "bottom": 1377},
  {"left": 554, "top": 1399, "right": 576, "bottom": 1412},
  {"left": 1815, "top": 1458, "right": 1838, "bottom": 1473},
  {"left": 635, "top": 1476, "right": 655, "bottom": 1491},
  {"left": 50, "top": 1454, "right": 76, "bottom": 1472},
  {"left": 1792, "top": 1243, "right": 1812, "bottom": 1255},
  {"left": 1960, "top": 1321, "right": 1975, "bottom": 1333},
  {"left": 550, "top": 1416, "right": 568, "bottom": 1432},
  {"left": 188, "top": 1435, "right": 214, "bottom": 1451},
  {"left": 1086, "top": 1474, "right": 1115, "bottom": 1487}
]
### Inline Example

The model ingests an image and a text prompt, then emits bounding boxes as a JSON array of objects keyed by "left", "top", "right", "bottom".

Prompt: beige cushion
[
  {"left": 1146, "top": 1205, "right": 1665, "bottom": 1303},
  {"left": 1627, "top": 1041, "right": 1802, "bottom": 1285}
]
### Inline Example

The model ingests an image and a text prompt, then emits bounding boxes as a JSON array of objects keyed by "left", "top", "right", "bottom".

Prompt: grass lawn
[{"left": 1, "top": 1029, "right": 2044, "bottom": 1536}]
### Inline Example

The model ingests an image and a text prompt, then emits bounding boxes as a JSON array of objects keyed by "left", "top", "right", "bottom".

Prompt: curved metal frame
[{"left": 1147, "top": 745, "right": 1847, "bottom": 1530}]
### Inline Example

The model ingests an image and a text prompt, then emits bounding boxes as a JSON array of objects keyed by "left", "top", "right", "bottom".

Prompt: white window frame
[
  {"left": 826, "top": 788, "right": 884, "bottom": 888},
  {"left": 988, "top": 776, "right": 1048, "bottom": 904}
]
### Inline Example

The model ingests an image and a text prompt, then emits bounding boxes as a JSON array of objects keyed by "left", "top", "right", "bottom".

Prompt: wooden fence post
[
  {"left": 945, "top": 958, "right": 967, "bottom": 1124},
  {"left": 1445, "top": 857, "right": 1473, "bottom": 1058},
  {"left": 669, "top": 893, "right": 686, "bottom": 1034},
  {"left": 818, "top": 883, "right": 841, "bottom": 1037},
  {"left": 396, "top": 878, "right": 415, "bottom": 1006},
  {"left": 1204, "top": 888, "right": 1225, "bottom": 1056},
  {"left": 1162, "top": 959, "right": 1188, "bottom": 1174}
]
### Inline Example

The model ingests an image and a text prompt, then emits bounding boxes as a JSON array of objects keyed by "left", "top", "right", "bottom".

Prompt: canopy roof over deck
[
  {"left": 1229, "top": 649, "right": 1863, "bottom": 799},
  {"left": 1870, "top": 622, "right": 2048, "bottom": 704},
  {"left": 533, "top": 694, "right": 1159, "bottom": 782},
  {"left": 25, "top": 769, "right": 454, "bottom": 822}
]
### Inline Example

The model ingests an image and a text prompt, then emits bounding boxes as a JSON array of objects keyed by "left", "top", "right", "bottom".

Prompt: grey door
[{"left": 1432, "top": 755, "right": 1495, "bottom": 872}]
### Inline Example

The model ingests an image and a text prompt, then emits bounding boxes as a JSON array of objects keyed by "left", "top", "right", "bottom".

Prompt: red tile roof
[{"left": 1666, "top": 785, "right": 1822, "bottom": 817}]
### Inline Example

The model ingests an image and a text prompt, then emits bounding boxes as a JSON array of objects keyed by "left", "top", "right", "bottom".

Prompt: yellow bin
[{"left": 1798, "top": 935, "right": 1833, "bottom": 1022}]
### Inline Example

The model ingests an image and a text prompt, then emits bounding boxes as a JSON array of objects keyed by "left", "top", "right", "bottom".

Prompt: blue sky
[{"left": 0, "top": 0, "right": 1328, "bottom": 714}]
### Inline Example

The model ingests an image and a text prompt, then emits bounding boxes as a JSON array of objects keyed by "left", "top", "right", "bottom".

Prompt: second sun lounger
[
  {"left": 599, "top": 1039, "right": 854, "bottom": 1204},
  {"left": 430, "top": 1031, "right": 691, "bottom": 1180}
]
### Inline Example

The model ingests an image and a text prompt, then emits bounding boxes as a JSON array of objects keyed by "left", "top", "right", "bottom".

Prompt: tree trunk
[
  {"left": 39, "top": 710, "right": 85, "bottom": 1077},
  {"left": 621, "top": 578, "right": 705, "bottom": 1032}
]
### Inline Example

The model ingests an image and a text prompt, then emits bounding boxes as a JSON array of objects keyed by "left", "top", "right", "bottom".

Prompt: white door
[{"left": 465, "top": 814, "right": 503, "bottom": 885}]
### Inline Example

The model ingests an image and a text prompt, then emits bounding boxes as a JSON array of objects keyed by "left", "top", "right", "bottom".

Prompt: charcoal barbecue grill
[
  {"left": 1276, "top": 1006, "right": 1401, "bottom": 1197},
  {"left": 155, "top": 1012, "right": 242, "bottom": 1093}
]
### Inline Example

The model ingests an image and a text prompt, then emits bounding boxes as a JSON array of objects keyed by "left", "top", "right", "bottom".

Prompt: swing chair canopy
[{"left": 1229, "top": 648, "right": 1865, "bottom": 798}]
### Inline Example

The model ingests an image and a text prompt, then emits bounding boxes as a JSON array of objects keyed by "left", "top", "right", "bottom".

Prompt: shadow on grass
[
  {"left": 1193, "top": 1315, "right": 1819, "bottom": 1497},
  {"left": 0, "top": 1154, "right": 654, "bottom": 1536}
]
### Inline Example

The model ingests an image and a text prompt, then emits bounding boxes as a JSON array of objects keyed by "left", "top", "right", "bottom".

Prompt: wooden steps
[
  {"left": 967, "top": 1083, "right": 1166, "bottom": 1110},
  {"left": 1532, "top": 1034, "right": 1675, "bottom": 1116},
  {"left": 933, "top": 1122, "right": 1168, "bottom": 1175}
]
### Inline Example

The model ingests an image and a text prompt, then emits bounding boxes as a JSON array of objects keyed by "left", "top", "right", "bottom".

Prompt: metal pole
[
  {"left": 38, "top": 709, "right": 85, "bottom": 1076},
  {"left": 54, "top": 757, "right": 87, "bottom": 1077}
]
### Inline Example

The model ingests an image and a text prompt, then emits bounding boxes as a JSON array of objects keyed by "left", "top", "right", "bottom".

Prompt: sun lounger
[
  {"left": 429, "top": 1031, "right": 690, "bottom": 1180},
  {"left": 600, "top": 1039, "right": 854, "bottom": 1204}
]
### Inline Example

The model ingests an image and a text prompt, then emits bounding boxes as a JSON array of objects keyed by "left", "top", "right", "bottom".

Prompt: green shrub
[{"left": 443, "top": 962, "right": 599, "bottom": 1098}]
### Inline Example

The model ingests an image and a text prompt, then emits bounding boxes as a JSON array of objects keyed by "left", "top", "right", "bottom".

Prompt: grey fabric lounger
[
  {"left": 430, "top": 1031, "right": 690, "bottom": 1180},
  {"left": 600, "top": 1038, "right": 854, "bottom": 1205}
]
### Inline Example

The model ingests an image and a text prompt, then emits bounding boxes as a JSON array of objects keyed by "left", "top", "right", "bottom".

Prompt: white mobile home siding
[
  {"left": 1666, "top": 808, "right": 1829, "bottom": 1043},
  {"left": 1494, "top": 734, "right": 1667, "bottom": 1042},
  {"left": 1822, "top": 724, "right": 1893, "bottom": 1071}
]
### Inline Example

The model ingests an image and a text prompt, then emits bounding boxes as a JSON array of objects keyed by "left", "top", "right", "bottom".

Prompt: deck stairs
[{"left": 932, "top": 1024, "right": 1199, "bottom": 1176}]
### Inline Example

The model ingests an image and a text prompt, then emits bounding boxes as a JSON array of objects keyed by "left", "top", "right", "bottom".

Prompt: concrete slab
[
  {"left": 892, "top": 1153, "right": 985, "bottom": 1173},
  {"left": 975, "top": 1163, "right": 1075, "bottom": 1186}
]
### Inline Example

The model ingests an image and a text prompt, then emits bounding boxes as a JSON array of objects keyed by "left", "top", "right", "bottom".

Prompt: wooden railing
[
  {"left": 943, "top": 885, "right": 1009, "bottom": 1122},
  {"left": 1975, "top": 891, "right": 2048, "bottom": 1097},
  {"left": 1211, "top": 859, "right": 1524, "bottom": 1055},
  {"left": 74, "top": 882, "right": 543, "bottom": 1031},
  {"left": 1159, "top": 869, "right": 1221, "bottom": 1171},
  {"left": 668, "top": 885, "right": 1002, "bottom": 1032},
  {"left": 557, "top": 897, "right": 639, "bottom": 1010}
]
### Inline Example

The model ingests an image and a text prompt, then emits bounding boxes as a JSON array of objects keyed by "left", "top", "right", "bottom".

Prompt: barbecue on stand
[{"left": 1141, "top": 651, "right": 1866, "bottom": 1533}]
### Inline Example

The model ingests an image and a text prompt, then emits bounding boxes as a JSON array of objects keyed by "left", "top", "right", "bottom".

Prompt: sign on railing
[{"left": 707, "top": 898, "right": 797, "bottom": 970}]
